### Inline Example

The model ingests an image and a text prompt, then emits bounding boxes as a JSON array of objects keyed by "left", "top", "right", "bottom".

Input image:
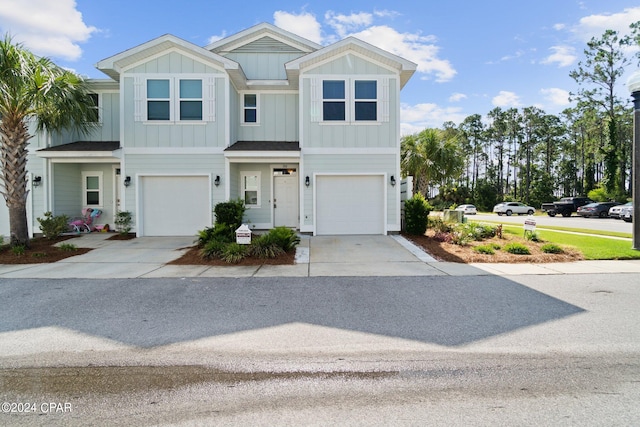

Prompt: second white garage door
[
  {"left": 316, "top": 175, "right": 385, "bottom": 235},
  {"left": 140, "top": 176, "right": 210, "bottom": 236}
]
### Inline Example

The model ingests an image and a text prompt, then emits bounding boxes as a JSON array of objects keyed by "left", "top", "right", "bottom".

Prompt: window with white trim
[
  {"left": 87, "top": 93, "right": 100, "bottom": 123},
  {"left": 314, "top": 77, "right": 389, "bottom": 123},
  {"left": 241, "top": 172, "right": 260, "bottom": 207},
  {"left": 82, "top": 171, "right": 103, "bottom": 207},
  {"left": 139, "top": 77, "right": 213, "bottom": 122},
  {"left": 242, "top": 94, "right": 258, "bottom": 124}
]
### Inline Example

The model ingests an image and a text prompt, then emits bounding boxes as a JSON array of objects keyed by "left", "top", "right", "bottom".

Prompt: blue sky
[{"left": 1, "top": 0, "right": 639, "bottom": 134}]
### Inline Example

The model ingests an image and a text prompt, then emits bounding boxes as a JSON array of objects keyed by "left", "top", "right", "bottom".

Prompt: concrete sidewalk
[{"left": 1, "top": 232, "right": 639, "bottom": 279}]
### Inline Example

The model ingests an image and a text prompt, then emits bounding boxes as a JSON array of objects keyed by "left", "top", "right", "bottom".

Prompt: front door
[{"left": 274, "top": 175, "right": 299, "bottom": 228}]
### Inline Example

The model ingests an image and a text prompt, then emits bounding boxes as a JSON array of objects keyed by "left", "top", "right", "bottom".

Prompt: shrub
[
  {"left": 404, "top": 194, "right": 433, "bottom": 235},
  {"left": 525, "top": 231, "right": 542, "bottom": 242},
  {"left": 266, "top": 226, "right": 300, "bottom": 252},
  {"left": 214, "top": 199, "right": 246, "bottom": 231},
  {"left": 200, "top": 239, "right": 227, "bottom": 259},
  {"left": 250, "top": 235, "right": 286, "bottom": 259},
  {"left": 541, "top": 243, "right": 564, "bottom": 254},
  {"left": 451, "top": 230, "right": 472, "bottom": 246},
  {"left": 58, "top": 243, "right": 77, "bottom": 252},
  {"left": 460, "top": 222, "right": 496, "bottom": 240},
  {"left": 433, "top": 231, "right": 453, "bottom": 243},
  {"left": 197, "top": 222, "right": 234, "bottom": 246},
  {"left": 490, "top": 243, "right": 502, "bottom": 250},
  {"left": 11, "top": 245, "right": 26, "bottom": 256},
  {"left": 220, "top": 243, "right": 247, "bottom": 263},
  {"left": 31, "top": 252, "right": 47, "bottom": 258},
  {"left": 473, "top": 245, "right": 495, "bottom": 255},
  {"left": 428, "top": 216, "right": 453, "bottom": 233},
  {"left": 37, "top": 212, "right": 69, "bottom": 240},
  {"left": 114, "top": 211, "right": 133, "bottom": 236},
  {"left": 503, "top": 242, "right": 531, "bottom": 255}
]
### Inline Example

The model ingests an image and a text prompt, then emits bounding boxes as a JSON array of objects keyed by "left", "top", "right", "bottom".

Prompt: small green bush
[
  {"left": 250, "top": 235, "right": 286, "bottom": 259},
  {"left": 114, "top": 211, "right": 133, "bottom": 236},
  {"left": 490, "top": 243, "right": 502, "bottom": 250},
  {"left": 11, "top": 245, "right": 26, "bottom": 256},
  {"left": 37, "top": 212, "right": 69, "bottom": 239},
  {"left": 58, "top": 243, "right": 77, "bottom": 252},
  {"left": 221, "top": 243, "right": 247, "bottom": 264},
  {"left": 197, "top": 222, "right": 234, "bottom": 246},
  {"left": 31, "top": 252, "right": 47, "bottom": 258},
  {"left": 525, "top": 231, "right": 542, "bottom": 242},
  {"left": 541, "top": 243, "right": 564, "bottom": 254},
  {"left": 200, "top": 239, "right": 227, "bottom": 259},
  {"left": 214, "top": 199, "right": 246, "bottom": 231},
  {"left": 473, "top": 245, "right": 495, "bottom": 255},
  {"left": 428, "top": 217, "right": 453, "bottom": 233},
  {"left": 266, "top": 226, "right": 300, "bottom": 252},
  {"left": 503, "top": 242, "right": 531, "bottom": 255},
  {"left": 404, "top": 194, "right": 433, "bottom": 235}
]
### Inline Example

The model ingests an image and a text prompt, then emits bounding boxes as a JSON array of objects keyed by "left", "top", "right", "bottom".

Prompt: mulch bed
[
  {"left": 404, "top": 230, "right": 583, "bottom": 263},
  {"left": 0, "top": 236, "right": 92, "bottom": 264},
  {"left": 106, "top": 233, "right": 136, "bottom": 241},
  {"left": 168, "top": 245, "right": 296, "bottom": 266}
]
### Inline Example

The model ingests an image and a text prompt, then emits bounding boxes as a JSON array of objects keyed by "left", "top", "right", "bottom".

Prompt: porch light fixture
[
  {"left": 214, "top": 175, "right": 220, "bottom": 187},
  {"left": 33, "top": 176, "right": 42, "bottom": 187},
  {"left": 390, "top": 175, "right": 396, "bottom": 186},
  {"left": 124, "top": 176, "right": 131, "bottom": 187},
  {"left": 305, "top": 176, "right": 310, "bottom": 187}
]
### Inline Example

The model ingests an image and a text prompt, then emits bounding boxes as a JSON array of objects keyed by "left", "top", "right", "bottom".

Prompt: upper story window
[
  {"left": 87, "top": 93, "right": 100, "bottom": 123},
  {"left": 242, "top": 94, "right": 258, "bottom": 124},
  {"left": 147, "top": 79, "right": 171, "bottom": 120},
  {"left": 354, "top": 80, "right": 377, "bottom": 121},
  {"left": 179, "top": 80, "right": 203, "bottom": 120},
  {"left": 316, "top": 78, "right": 388, "bottom": 123},
  {"left": 322, "top": 80, "right": 345, "bottom": 121},
  {"left": 137, "top": 76, "right": 215, "bottom": 123}
]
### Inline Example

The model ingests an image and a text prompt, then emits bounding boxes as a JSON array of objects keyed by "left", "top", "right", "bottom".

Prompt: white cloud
[
  {"left": 542, "top": 45, "right": 577, "bottom": 67},
  {"left": 572, "top": 6, "right": 640, "bottom": 41},
  {"left": 351, "top": 26, "right": 456, "bottom": 82},
  {"left": 540, "top": 88, "right": 571, "bottom": 107},
  {"left": 400, "top": 103, "right": 466, "bottom": 133},
  {"left": 208, "top": 32, "right": 227, "bottom": 45},
  {"left": 274, "top": 11, "right": 323, "bottom": 44},
  {"left": 449, "top": 93, "right": 467, "bottom": 102},
  {"left": 0, "top": 0, "right": 96, "bottom": 61},
  {"left": 492, "top": 91, "right": 522, "bottom": 108},
  {"left": 325, "top": 11, "right": 373, "bottom": 38}
]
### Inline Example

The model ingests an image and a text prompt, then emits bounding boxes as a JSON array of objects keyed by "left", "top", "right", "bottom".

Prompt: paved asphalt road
[
  {"left": 472, "top": 213, "right": 633, "bottom": 234},
  {"left": 1, "top": 273, "right": 639, "bottom": 425}
]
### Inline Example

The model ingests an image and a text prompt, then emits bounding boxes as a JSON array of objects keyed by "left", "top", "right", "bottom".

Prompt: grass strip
[{"left": 473, "top": 218, "right": 632, "bottom": 239}]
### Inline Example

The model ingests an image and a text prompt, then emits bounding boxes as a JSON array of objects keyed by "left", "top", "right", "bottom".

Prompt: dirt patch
[
  {"left": 0, "top": 236, "right": 92, "bottom": 264},
  {"left": 106, "top": 233, "right": 136, "bottom": 241},
  {"left": 168, "top": 245, "right": 296, "bottom": 266},
  {"left": 404, "top": 230, "right": 583, "bottom": 264}
]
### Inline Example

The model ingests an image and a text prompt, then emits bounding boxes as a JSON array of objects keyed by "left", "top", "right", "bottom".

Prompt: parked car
[
  {"left": 622, "top": 205, "right": 634, "bottom": 223},
  {"left": 541, "top": 196, "right": 592, "bottom": 217},
  {"left": 492, "top": 202, "right": 535, "bottom": 216},
  {"left": 455, "top": 204, "right": 477, "bottom": 215},
  {"left": 609, "top": 201, "right": 632, "bottom": 219},
  {"left": 576, "top": 202, "right": 621, "bottom": 218}
]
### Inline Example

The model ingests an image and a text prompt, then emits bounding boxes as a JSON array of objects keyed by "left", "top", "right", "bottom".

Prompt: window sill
[
  {"left": 143, "top": 121, "right": 208, "bottom": 125},
  {"left": 319, "top": 121, "right": 382, "bottom": 125}
]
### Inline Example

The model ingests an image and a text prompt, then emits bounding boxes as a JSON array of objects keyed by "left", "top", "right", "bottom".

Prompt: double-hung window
[
  {"left": 318, "top": 78, "right": 385, "bottom": 123},
  {"left": 82, "top": 171, "right": 103, "bottom": 207},
  {"left": 147, "top": 79, "right": 171, "bottom": 121},
  {"left": 241, "top": 172, "right": 260, "bottom": 207},
  {"left": 243, "top": 94, "right": 258, "bottom": 124},
  {"left": 354, "top": 80, "right": 377, "bottom": 121},
  {"left": 179, "top": 80, "right": 203, "bottom": 120},
  {"left": 87, "top": 93, "right": 100, "bottom": 123},
  {"left": 322, "top": 80, "right": 346, "bottom": 121},
  {"left": 141, "top": 77, "right": 211, "bottom": 122}
]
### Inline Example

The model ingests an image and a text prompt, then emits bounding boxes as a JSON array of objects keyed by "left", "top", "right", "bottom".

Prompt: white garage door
[
  {"left": 316, "top": 175, "right": 385, "bottom": 235},
  {"left": 140, "top": 176, "right": 210, "bottom": 236}
]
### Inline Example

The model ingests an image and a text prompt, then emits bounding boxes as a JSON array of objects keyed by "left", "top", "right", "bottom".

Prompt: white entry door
[{"left": 274, "top": 175, "right": 298, "bottom": 227}]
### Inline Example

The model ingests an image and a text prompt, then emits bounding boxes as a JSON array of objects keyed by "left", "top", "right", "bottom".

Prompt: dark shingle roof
[
  {"left": 38, "top": 141, "right": 120, "bottom": 152},
  {"left": 224, "top": 141, "right": 300, "bottom": 151}
]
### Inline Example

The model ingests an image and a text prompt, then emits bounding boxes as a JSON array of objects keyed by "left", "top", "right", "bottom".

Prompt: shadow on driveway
[{"left": 0, "top": 276, "right": 584, "bottom": 348}]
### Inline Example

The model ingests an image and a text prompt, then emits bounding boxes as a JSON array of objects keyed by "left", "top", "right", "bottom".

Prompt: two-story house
[{"left": 1, "top": 23, "right": 415, "bottom": 238}]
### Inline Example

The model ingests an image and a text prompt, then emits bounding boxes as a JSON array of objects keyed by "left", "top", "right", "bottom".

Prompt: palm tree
[
  {"left": 401, "top": 128, "right": 464, "bottom": 197},
  {"left": 0, "top": 35, "right": 96, "bottom": 247}
]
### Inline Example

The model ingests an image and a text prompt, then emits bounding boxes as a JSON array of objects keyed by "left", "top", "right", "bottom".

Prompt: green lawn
[
  {"left": 475, "top": 218, "right": 632, "bottom": 239},
  {"left": 498, "top": 224, "right": 640, "bottom": 260}
]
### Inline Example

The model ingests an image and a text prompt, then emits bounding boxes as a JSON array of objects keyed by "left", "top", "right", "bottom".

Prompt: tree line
[{"left": 402, "top": 22, "right": 640, "bottom": 212}]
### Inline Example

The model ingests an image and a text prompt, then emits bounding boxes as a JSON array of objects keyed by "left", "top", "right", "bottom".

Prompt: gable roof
[
  {"left": 96, "top": 34, "right": 239, "bottom": 81},
  {"left": 286, "top": 37, "right": 417, "bottom": 88},
  {"left": 206, "top": 22, "right": 321, "bottom": 54}
]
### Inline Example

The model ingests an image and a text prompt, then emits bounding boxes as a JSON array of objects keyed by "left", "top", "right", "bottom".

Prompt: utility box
[
  {"left": 443, "top": 209, "right": 463, "bottom": 223},
  {"left": 235, "top": 224, "right": 252, "bottom": 245}
]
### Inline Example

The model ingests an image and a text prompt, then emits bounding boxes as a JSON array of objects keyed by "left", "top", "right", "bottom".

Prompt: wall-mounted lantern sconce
[
  {"left": 214, "top": 175, "right": 221, "bottom": 187},
  {"left": 390, "top": 175, "right": 396, "bottom": 186},
  {"left": 33, "top": 176, "right": 42, "bottom": 187},
  {"left": 305, "top": 176, "right": 310, "bottom": 187},
  {"left": 124, "top": 176, "right": 131, "bottom": 187}
]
